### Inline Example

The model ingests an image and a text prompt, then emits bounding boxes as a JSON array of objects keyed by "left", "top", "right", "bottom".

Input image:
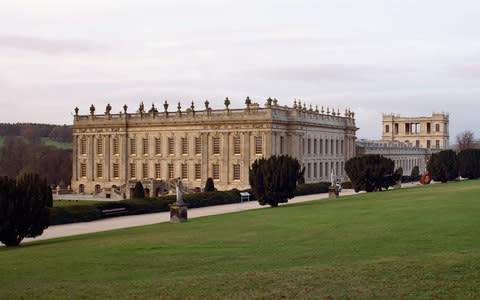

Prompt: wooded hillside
[
  {"left": 0, "top": 123, "right": 72, "bottom": 186},
  {"left": 0, "top": 123, "right": 72, "bottom": 143}
]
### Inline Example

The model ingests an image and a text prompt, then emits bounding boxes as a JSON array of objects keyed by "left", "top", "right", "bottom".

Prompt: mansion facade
[{"left": 71, "top": 98, "right": 358, "bottom": 198}]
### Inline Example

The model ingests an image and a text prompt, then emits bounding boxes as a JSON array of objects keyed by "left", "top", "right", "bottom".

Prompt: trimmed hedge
[
  {"left": 458, "top": 149, "right": 480, "bottom": 179},
  {"left": 295, "top": 182, "right": 330, "bottom": 196},
  {"left": 427, "top": 150, "right": 458, "bottom": 183},
  {"left": 340, "top": 181, "right": 353, "bottom": 189},
  {"left": 50, "top": 191, "right": 241, "bottom": 225},
  {"left": 345, "top": 155, "right": 396, "bottom": 192},
  {"left": 51, "top": 184, "right": 332, "bottom": 225}
]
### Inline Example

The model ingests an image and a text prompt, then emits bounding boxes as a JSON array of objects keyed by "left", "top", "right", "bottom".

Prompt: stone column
[
  {"left": 243, "top": 132, "right": 251, "bottom": 183},
  {"left": 201, "top": 133, "right": 209, "bottom": 183},
  {"left": 89, "top": 135, "right": 95, "bottom": 181},
  {"left": 265, "top": 131, "right": 272, "bottom": 158},
  {"left": 122, "top": 133, "right": 128, "bottom": 183},
  {"left": 72, "top": 135, "right": 78, "bottom": 181},
  {"left": 105, "top": 134, "right": 111, "bottom": 181}
]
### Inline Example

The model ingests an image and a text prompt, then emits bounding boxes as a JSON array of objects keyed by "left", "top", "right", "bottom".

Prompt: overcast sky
[{"left": 1, "top": 0, "right": 479, "bottom": 141}]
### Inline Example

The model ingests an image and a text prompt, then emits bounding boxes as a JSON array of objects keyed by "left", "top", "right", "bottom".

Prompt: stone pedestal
[
  {"left": 169, "top": 203, "right": 188, "bottom": 223},
  {"left": 328, "top": 186, "right": 339, "bottom": 199}
]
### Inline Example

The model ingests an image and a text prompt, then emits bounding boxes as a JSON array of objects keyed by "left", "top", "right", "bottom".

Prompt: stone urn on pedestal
[
  {"left": 328, "top": 170, "right": 339, "bottom": 199},
  {"left": 169, "top": 178, "right": 188, "bottom": 223}
]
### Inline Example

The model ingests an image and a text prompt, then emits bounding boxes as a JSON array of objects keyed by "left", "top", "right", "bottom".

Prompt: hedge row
[
  {"left": 51, "top": 183, "right": 332, "bottom": 225},
  {"left": 401, "top": 175, "right": 420, "bottom": 183},
  {"left": 294, "top": 182, "right": 330, "bottom": 196},
  {"left": 50, "top": 190, "right": 241, "bottom": 225}
]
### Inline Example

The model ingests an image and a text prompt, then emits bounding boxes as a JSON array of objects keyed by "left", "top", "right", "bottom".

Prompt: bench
[
  {"left": 240, "top": 192, "right": 251, "bottom": 202},
  {"left": 101, "top": 207, "right": 128, "bottom": 217}
]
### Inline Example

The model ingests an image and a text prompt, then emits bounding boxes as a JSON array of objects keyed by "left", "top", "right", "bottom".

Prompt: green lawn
[
  {"left": 1, "top": 181, "right": 479, "bottom": 299},
  {"left": 40, "top": 137, "right": 72, "bottom": 150},
  {"left": 53, "top": 199, "right": 99, "bottom": 207},
  {"left": 0, "top": 136, "right": 71, "bottom": 150}
]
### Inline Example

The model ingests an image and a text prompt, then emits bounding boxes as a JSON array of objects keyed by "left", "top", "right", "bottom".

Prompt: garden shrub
[
  {"left": 249, "top": 155, "right": 303, "bottom": 207},
  {"left": 458, "top": 149, "right": 480, "bottom": 179},
  {"left": 410, "top": 166, "right": 420, "bottom": 181},
  {"left": 204, "top": 178, "right": 215, "bottom": 192},
  {"left": 132, "top": 181, "right": 145, "bottom": 199},
  {"left": 345, "top": 155, "right": 396, "bottom": 192},
  {"left": 427, "top": 150, "right": 458, "bottom": 183},
  {"left": 0, "top": 174, "right": 52, "bottom": 246}
]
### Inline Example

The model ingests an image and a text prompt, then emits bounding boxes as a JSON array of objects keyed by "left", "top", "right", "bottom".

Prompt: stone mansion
[{"left": 71, "top": 98, "right": 358, "bottom": 198}]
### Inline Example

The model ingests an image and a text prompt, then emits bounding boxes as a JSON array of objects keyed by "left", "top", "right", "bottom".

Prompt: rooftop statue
[
  {"left": 138, "top": 101, "right": 145, "bottom": 113},
  {"left": 148, "top": 103, "right": 158, "bottom": 113}
]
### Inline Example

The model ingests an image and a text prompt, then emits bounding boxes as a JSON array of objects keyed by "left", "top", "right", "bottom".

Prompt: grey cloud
[
  {"left": 246, "top": 65, "right": 403, "bottom": 83},
  {"left": 449, "top": 63, "right": 480, "bottom": 78},
  {"left": 0, "top": 35, "right": 108, "bottom": 54}
]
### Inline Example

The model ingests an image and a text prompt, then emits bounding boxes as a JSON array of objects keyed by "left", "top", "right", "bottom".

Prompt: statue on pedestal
[
  {"left": 169, "top": 177, "right": 188, "bottom": 223},
  {"left": 176, "top": 177, "right": 184, "bottom": 205},
  {"left": 329, "top": 170, "right": 339, "bottom": 199}
]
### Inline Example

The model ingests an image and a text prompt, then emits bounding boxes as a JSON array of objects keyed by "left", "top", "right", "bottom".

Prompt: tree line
[
  {"left": 0, "top": 123, "right": 72, "bottom": 143},
  {"left": 0, "top": 137, "right": 72, "bottom": 187}
]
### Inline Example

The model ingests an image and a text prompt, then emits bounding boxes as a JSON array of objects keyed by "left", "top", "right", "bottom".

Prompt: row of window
[
  {"left": 404, "top": 140, "right": 442, "bottom": 148},
  {"left": 393, "top": 159, "right": 423, "bottom": 171},
  {"left": 386, "top": 123, "right": 442, "bottom": 134},
  {"left": 303, "top": 138, "right": 344, "bottom": 156},
  {"left": 305, "top": 161, "right": 344, "bottom": 179},
  {"left": 80, "top": 163, "right": 242, "bottom": 181},
  {"left": 426, "top": 140, "right": 441, "bottom": 149},
  {"left": 80, "top": 159, "right": 344, "bottom": 182},
  {"left": 80, "top": 136, "right": 263, "bottom": 156}
]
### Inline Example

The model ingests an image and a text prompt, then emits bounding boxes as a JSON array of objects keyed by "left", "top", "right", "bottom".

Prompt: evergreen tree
[
  {"left": 458, "top": 149, "right": 480, "bottom": 179},
  {"left": 427, "top": 150, "right": 458, "bottom": 183},
  {"left": 0, "top": 173, "right": 52, "bottom": 247},
  {"left": 204, "top": 177, "right": 215, "bottom": 192},
  {"left": 345, "top": 155, "right": 396, "bottom": 192},
  {"left": 410, "top": 166, "right": 420, "bottom": 181},
  {"left": 249, "top": 155, "right": 303, "bottom": 207},
  {"left": 394, "top": 167, "right": 403, "bottom": 182},
  {"left": 132, "top": 181, "right": 145, "bottom": 199}
]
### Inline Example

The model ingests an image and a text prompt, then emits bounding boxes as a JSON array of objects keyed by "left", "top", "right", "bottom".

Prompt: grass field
[
  {"left": 1, "top": 181, "right": 479, "bottom": 299},
  {"left": 0, "top": 136, "right": 72, "bottom": 150},
  {"left": 40, "top": 137, "right": 72, "bottom": 150}
]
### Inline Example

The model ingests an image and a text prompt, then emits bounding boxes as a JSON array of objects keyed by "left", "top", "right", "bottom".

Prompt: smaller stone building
[{"left": 382, "top": 113, "right": 449, "bottom": 149}]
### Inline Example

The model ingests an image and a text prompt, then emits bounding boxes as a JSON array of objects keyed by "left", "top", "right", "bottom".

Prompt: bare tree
[{"left": 456, "top": 130, "right": 477, "bottom": 152}]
